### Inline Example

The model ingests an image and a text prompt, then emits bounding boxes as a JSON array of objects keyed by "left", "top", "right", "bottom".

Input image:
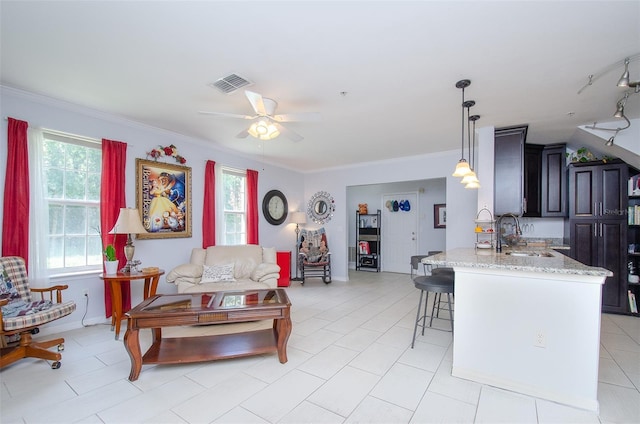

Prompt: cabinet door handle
[
  {"left": 599, "top": 202, "right": 603, "bottom": 216},
  {"left": 599, "top": 222, "right": 603, "bottom": 237},
  {"left": 594, "top": 202, "right": 597, "bottom": 216},
  {"left": 523, "top": 198, "right": 527, "bottom": 213},
  {"left": 594, "top": 223, "right": 597, "bottom": 238}
]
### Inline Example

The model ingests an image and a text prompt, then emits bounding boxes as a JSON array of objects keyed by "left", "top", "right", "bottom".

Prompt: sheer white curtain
[{"left": 27, "top": 128, "right": 50, "bottom": 286}]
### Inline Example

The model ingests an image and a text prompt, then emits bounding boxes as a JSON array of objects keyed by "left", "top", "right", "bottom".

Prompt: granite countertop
[{"left": 422, "top": 248, "right": 612, "bottom": 277}]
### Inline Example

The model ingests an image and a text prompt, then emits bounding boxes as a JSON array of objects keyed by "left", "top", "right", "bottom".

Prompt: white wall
[
  {"left": 0, "top": 86, "right": 479, "bottom": 333},
  {"left": 346, "top": 178, "right": 447, "bottom": 261},
  {"left": 0, "top": 86, "right": 304, "bottom": 331},
  {"left": 305, "top": 153, "right": 478, "bottom": 281}
]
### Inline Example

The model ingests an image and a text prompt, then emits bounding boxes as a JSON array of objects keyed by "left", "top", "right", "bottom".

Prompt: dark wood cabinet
[
  {"left": 541, "top": 145, "right": 567, "bottom": 217},
  {"left": 568, "top": 160, "right": 629, "bottom": 313},
  {"left": 569, "top": 161, "right": 627, "bottom": 219},
  {"left": 523, "top": 144, "right": 543, "bottom": 217},
  {"left": 570, "top": 219, "right": 627, "bottom": 312},
  {"left": 494, "top": 125, "right": 527, "bottom": 216},
  {"left": 494, "top": 126, "right": 566, "bottom": 218}
]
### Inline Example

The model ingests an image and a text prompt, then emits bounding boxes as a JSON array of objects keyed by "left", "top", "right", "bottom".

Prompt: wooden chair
[
  {"left": 1, "top": 256, "right": 76, "bottom": 369},
  {"left": 298, "top": 228, "right": 331, "bottom": 284}
]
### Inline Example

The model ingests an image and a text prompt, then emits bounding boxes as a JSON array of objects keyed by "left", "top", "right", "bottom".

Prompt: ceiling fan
[{"left": 199, "top": 90, "right": 320, "bottom": 142}]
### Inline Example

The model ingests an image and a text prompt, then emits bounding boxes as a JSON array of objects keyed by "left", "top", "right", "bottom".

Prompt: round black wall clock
[{"left": 262, "top": 189, "right": 288, "bottom": 225}]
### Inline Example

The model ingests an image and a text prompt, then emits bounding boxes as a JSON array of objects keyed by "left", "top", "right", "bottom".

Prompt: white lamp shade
[
  {"left": 465, "top": 180, "right": 481, "bottom": 189},
  {"left": 290, "top": 211, "right": 307, "bottom": 224},
  {"left": 452, "top": 160, "right": 472, "bottom": 177},
  {"left": 109, "top": 208, "right": 147, "bottom": 234},
  {"left": 460, "top": 171, "right": 480, "bottom": 185}
]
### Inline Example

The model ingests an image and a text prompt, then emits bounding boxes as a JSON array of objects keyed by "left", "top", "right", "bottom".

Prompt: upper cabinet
[
  {"left": 568, "top": 161, "right": 627, "bottom": 220},
  {"left": 494, "top": 125, "right": 566, "bottom": 217},
  {"left": 541, "top": 145, "right": 568, "bottom": 217},
  {"left": 494, "top": 125, "right": 527, "bottom": 216}
]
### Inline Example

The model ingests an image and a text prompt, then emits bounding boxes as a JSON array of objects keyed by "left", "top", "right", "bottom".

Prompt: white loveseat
[{"left": 166, "top": 245, "right": 280, "bottom": 293}]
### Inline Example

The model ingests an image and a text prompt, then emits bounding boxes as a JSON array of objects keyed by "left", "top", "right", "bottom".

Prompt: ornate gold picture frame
[{"left": 136, "top": 158, "right": 192, "bottom": 239}]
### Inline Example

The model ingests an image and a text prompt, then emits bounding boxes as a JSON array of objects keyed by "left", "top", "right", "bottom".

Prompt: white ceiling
[{"left": 1, "top": 1, "right": 639, "bottom": 172}]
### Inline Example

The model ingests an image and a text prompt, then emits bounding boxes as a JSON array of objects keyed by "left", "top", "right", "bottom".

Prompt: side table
[
  {"left": 99, "top": 268, "right": 165, "bottom": 340},
  {"left": 276, "top": 251, "right": 291, "bottom": 287}
]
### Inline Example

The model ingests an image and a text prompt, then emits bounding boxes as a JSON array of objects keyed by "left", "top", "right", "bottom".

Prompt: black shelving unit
[
  {"left": 356, "top": 210, "right": 381, "bottom": 272},
  {"left": 627, "top": 168, "right": 640, "bottom": 315}
]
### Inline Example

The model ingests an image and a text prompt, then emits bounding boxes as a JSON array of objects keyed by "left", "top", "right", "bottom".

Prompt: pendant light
[
  {"left": 465, "top": 114, "right": 481, "bottom": 189},
  {"left": 461, "top": 99, "right": 478, "bottom": 186},
  {"left": 452, "top": 79, "right": 473, "bottom": 177}
]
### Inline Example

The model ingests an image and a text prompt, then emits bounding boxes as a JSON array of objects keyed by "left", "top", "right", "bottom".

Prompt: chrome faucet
[{"left": 496, "top": 213, "right": 522, "bottom": 252}]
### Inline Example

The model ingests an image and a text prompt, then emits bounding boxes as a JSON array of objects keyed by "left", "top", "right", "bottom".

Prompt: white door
[{"left": 382, "top": 192, "right": 418, "bottom": 273}]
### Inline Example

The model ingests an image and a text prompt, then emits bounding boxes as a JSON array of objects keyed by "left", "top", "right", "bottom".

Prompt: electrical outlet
[
  {"left": 534, "top": 331, "right": 546, "bottom": 348},
  {"left": 82, "top": 289, "right": 89, "bottom": 297}
]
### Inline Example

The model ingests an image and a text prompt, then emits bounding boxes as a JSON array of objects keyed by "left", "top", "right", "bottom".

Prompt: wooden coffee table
[{"left": 123, "top": 289, "right": 291, "bottom": 381}]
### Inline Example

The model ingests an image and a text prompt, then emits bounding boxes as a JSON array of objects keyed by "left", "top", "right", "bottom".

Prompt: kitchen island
[{"left": 422, "top": 248, "right": 612, "bottom": 412}]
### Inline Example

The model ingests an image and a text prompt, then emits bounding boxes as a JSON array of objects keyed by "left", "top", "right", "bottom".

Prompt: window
[
  {"left": 43, "top": 132, "right": 102, "bottom": 270},
  {"left": 221, "top": 168, "right": 246, "bottom": 245}
]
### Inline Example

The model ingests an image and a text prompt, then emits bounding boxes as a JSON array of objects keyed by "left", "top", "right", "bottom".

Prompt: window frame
[
  {"left": 42, "top": 130, "right": 103, "bottom": 273},
  {"left": 218, "top": 166, "right": 247, "bottom": 245}
]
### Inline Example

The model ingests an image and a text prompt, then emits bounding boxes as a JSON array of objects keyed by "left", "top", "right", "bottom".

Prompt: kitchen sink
[{"left": 505, "top": 251, "right": 554, "bottom": 258}]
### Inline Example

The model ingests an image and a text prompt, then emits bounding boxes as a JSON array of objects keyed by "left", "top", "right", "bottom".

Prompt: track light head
[{"left": 617, "top": 58, "right": 630, "bottom": 87}]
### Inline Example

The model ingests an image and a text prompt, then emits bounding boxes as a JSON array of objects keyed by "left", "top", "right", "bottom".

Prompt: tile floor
[{"left": 1, "top": 271, "right": 639, "bottom": 423}]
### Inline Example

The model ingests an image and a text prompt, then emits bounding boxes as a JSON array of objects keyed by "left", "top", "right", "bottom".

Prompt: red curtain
[
  {"left": 246, "top": 169, "right": 259, "bottom": 244},
  {"left": 202, "top": 160, "right": 216, "bottom": 248},
  {"left": 100, "top": 139, "right": 129, "bottom": 318},
  {"left": 2, "top": 118, "right": 30, "bottom": 266}
]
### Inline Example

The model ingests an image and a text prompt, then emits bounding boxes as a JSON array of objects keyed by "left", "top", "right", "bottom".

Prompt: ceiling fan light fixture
[{"left": 248, "top": 119, "right": 280, "bottom": 140}]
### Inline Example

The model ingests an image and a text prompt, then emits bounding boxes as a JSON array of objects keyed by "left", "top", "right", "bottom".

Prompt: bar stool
[
  {"left": 411, "top": 272, "right": 454, "bottom": 348},
  {"left": 410, "top": 255, "right": 428, "bottom": 278}
]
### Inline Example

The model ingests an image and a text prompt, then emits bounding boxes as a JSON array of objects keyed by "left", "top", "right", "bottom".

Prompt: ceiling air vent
[{"left": 210, "top": 74, "right": 252, "bottom": 94}]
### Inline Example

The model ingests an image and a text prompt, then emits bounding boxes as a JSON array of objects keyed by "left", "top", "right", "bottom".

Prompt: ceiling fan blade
[
  {"left": 272, "top": 112, "right": 321, "bottom": 123},
  {"left": 245, "top": 90, "right": 266, "bottom": 115},
  {"left": 273, "top": 122, "right": 303, "bottom": 142},
  {"left": 198, "top": 111, "right": 254, "bottom": 120},
  {"left": 236, "top": 128, "right": 250, "bottom": 138}
]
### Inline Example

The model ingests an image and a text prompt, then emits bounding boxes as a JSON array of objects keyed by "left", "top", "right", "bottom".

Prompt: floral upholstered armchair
[{"left": 298, "top": 228, "right": 331, "bottom": 284}]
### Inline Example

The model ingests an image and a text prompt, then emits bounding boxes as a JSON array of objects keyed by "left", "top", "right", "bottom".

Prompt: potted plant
[
  {"left": 96, "top": 226, "right": 119, "bottom": 274},
  {"left": 103, "top": 243, "right": 119, "bottom": 274}
]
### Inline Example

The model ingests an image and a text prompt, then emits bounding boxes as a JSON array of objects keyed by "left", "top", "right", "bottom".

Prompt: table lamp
[
  {"left": 109, "top": 207, "right": 147, "bottom": 273},
  {"left": 290, "top": 211, "right": 307, "bottom": 281}
]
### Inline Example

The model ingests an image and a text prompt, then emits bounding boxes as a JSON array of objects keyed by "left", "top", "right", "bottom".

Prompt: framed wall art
[
  {"left": 136, "top": 158, "right": 192, "bottom": 239},
  {"left": 434, "top": 203, "right": 446, "bottom": 229}
]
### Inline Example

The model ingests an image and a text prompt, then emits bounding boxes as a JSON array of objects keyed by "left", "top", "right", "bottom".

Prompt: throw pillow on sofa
[{"left": 200, "top": 263, "right": 236, "bottom": 284}]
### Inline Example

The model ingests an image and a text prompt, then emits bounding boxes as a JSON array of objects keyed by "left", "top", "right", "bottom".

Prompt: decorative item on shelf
[
  {"left": 358, "top": 203, "right": 368, "bottom": 214},
  {"left": 307, "top": 191, "right": 335, "bottom": 224},
  {"left": 110, "top": 208, "right": 148, "bottom": 273},
  {"left": 565, "top": 147, "right": 616, "bottom": 164},
  {"left": 146, "top": 144, "right": 187, "bottom": 164}
]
